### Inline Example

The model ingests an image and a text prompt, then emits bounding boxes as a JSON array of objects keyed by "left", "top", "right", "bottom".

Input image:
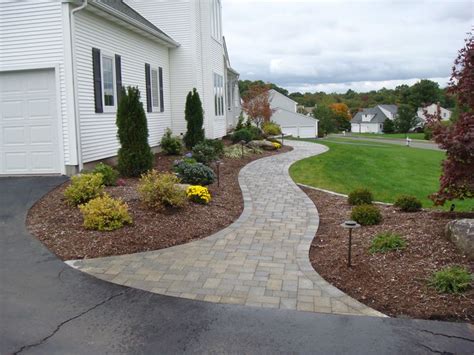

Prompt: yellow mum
[
  {"left": 186, "top": 185, "right": 211, "bottom": 204},
  {"left": 272, "top": 142, "right": 281, "bottom": 149}
]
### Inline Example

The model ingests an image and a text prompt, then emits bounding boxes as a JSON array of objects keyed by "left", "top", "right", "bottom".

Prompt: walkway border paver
[{"left": 68, "top": 141, "right": 385, "bottom": 317}]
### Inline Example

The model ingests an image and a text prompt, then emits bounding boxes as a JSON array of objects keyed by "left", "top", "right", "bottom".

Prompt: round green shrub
[
  {"left": 262, "top": 122, "right": 282, "bottom": 136},
  {"left": 429, "top": 266, "right": 472, "bottom": 294},
  {"left": 92, "top": 162, "right": 119, "bottom": 186},
  {"left": 174, "top": 161, "right": 216, "bottom": 185},
  {"left": 138, "top": 170, "right": 187, "bottom": 210},
  {"left": 231, "top": 129, "right": 253, "bottom": 143},
  {"left": 348, "top": 188, "right": 373, "bottom": 205},
  {"left": 369, "top": 232, "right": 407, "bottom": 253},
  {"left": 247, "top": 126, "right": 263, "bottom": 140},
  {"left": 203, "top": 139, "right": 225, "bottom": 156},
  {"left": 64, "top": 173, "right": 104, "bottom": 206},
  {"left": 79, "top": 193, "right": 132, "bottom": 231},
  {"left": 394, "top": 195, "right": 422, "bottom": 212},
  {"left": 192, "top": 142, "right": 218, "bottom": 164},
  {"left": 160, "top": 128, "right": 183, "bottom": 155},
  {"left": 350, "top": 204, "right": 382, "bottom": 225}
]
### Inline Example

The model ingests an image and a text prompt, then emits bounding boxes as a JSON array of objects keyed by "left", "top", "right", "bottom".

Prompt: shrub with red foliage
[
  {"left": 242, "top": 84, "right": 274, "bottom": 127},
  {"left": 426, "top": 33, "right": 474, "bottom": 206}
]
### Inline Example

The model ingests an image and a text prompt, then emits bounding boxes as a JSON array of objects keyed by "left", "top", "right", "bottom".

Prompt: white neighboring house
[
  {"left": 350, "top": 105, "right": 398, "bottom": 133},
  {"left": 0, "top": 0, "right": 240, "bottom": 175},
  {"left": 268, "top": 90, "right": 318, "bottom": 138},
  {"left": 415, "top": 103, "right": 452, "bottom": 128}
]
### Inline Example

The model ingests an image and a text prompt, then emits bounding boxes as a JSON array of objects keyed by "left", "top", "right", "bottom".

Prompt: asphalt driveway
[{"left": 0, "top": 176, "right": 473, "bottom": 354}]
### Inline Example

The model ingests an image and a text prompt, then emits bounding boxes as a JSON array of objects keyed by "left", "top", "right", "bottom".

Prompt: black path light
[
  {"left": 240, "top": 140, "right": 246, "bottom": 158},
  {"left": 340, "top": 220, "right": 361, "bottom": 267}
]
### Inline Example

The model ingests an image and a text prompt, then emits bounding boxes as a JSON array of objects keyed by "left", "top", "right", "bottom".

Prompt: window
[
  {"left": 211, "top": 0, "right": 222, "bottom": 40},
  {"left": 151, "top": 68, "right": 159, "bottom": 109},
  {"left": 214, "top": 73, "right": 224, "bottom": 116},
  {"left": 102, "top": 55, "right": 115, "bottom": 108}
]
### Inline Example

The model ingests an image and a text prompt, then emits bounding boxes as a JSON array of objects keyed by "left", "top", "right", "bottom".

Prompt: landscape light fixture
[
  {"left": 281, "top": 132, "right": 284, "bottom": 145},
  {"left": 240, "top": 140, "right": 246, "bottom": 158},
  {"left": 340, "top": 220, "right": 361, "bottom": 267}
]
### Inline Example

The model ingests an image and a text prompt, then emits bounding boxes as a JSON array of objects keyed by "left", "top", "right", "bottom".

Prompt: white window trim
[
  {"left": 211, "top": 0, "right": 222, "bottom": 42},
  {"left": 150, "top": 67, "right": 160, "bottom": 111},
  {"left": 101, "top": 52, "right": 116, "bottom": 113},
  {"left": 214, "top": 72, "right": 225, "bottom": 118}
]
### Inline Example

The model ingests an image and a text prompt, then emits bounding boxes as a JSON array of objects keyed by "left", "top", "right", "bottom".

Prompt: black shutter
[
  {"left": 115, "top": 54, "right": 122, "bottom": 105},
  {"left": 92, "top": 48, "right": 103, "bottom": 113},
  {"left": 145, "top": 63, "right": 152, "bottom": 113},
  {"left": 158, "top": 67, "right": 164, "bottom": 112}
]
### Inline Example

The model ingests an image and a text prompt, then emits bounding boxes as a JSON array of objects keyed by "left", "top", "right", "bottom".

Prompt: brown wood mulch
[
  {"left": 27, "top": 144, "right": 292, "bottom": 261},
  {"left": 302, "top": 187, "right": 474, "bottom": 322}
]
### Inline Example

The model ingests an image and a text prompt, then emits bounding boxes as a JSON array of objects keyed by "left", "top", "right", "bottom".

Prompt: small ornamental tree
[
  {"left": 183, "top": 88, "right": 205, "bottom": 149},
  {"left": 116, "top": 86, "right": 153, "bottom": 177},
  {"left": 426, "top": 33, "right": 474, "bottom": 206},
  {"left": 394, "top": 104, "right": 417, "bottom": 133},
  {"left": 242, "top": 84, "right": 274, "bottom": 128},
  {"left": 383, "top": 118, "right": 395, "bottom": 133}
]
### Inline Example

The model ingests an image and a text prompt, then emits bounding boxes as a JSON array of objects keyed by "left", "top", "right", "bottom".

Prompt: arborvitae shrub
[
  {"left": 116, "top": 86, "right": 153, "bottom": 177},
  {"left": 160, "top": 128, "right": 183, "bottom": 155},
  {"left": 183, "top": 88, "right": 205, "bottom": 149}
]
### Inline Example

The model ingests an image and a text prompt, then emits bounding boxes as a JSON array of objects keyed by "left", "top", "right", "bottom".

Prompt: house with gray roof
[{"left": 351, "top": 105, "right": 398, "bottom": 133}]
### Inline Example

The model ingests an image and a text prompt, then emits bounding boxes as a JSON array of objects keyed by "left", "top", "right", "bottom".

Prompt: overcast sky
[{"left": 222, "top": 0, "right": 473, "bottom": 93}]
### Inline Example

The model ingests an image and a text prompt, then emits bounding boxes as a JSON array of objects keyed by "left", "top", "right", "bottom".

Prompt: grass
[
  {"left": 348, "top": 132, "right": 426, "bottom": 140},
  {"left": 429, "top": 266, "right": 472, "bottom": 294},
  {"left": 290, "top": 138, "right": 474, "bottom": 212},
  {"left": 369, "top": 233, "right": 407, "bottom": 253}
]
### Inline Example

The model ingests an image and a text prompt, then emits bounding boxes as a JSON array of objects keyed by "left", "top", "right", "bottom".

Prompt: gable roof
[
  {"left": 351, "top": 105, "right": 396, "bottom": 124},
  {"left": 84, "top": 0, "right": 179, "bottom": 47},
  {"left": 272, "top": 107, "right": 319, "bottom": 126},
  {"left": 269, "top": 89, "right": 296, "bottom": 105}
]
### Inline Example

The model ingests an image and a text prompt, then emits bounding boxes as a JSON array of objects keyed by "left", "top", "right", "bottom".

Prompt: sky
[{"left": 222, "top": 0, "right": 473, "bottom": 93}]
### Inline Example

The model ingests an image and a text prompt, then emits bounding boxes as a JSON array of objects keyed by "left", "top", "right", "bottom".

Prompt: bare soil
[
  {"left": 27, "top": 144, "right": 291, "bottom": 261},
  {"left": 302, "top": 187, "right": 474, "bottom": 322}
]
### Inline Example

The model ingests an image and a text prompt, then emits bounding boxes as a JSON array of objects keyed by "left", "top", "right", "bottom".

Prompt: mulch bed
[
  {"left": 27, "top": 143, "right": 292, "bottom": 261},
  {"left": 302, "top": 187, "right": 474, "bottom": 322}
]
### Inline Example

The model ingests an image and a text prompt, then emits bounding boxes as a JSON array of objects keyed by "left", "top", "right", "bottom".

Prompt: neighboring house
[
  {"left": 0, "top": 0, "right": 240, "bottom": 175},
  {"left": 297, "top": 105, "right": 316, "bottom": 117},
  {"left": 351, "top": 105, "right": 398, "bottom": 133},
  {"left": 415, "top": 103, "right": 452, "bottom": 128},
  {"left": 269, "top": 90, "right": 318, "bottom": 138}
]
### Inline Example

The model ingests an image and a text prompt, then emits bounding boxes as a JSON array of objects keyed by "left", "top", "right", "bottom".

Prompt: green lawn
[
  {"left": 290, "top": 138, "right": 473, "bottom": 212},
  {"left": 348, "top": 132, "right": 426, "bottom": 140}
]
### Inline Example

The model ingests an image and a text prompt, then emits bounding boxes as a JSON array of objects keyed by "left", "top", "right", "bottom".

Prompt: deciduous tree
[
  {"left": 241, "top": 84, "right": 274, "bottom": 127},
  {"left": 394, "top": 104, "right": 417, "bottom": 133}
]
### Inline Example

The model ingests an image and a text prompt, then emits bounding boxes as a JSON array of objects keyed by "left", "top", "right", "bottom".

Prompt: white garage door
[
  {"left": 281, "top": 126, "right": 298, "bottom": 137},
  {"left": 298, "top": 126, "right": 316, "bottom": 138},
  {"left": 0, "top": 69, "right": 60, "bottom": 174}
]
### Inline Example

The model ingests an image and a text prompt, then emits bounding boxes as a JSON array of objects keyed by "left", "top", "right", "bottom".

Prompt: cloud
[{"left": 222, "top": 0, "right": 472, "bottom": 93}]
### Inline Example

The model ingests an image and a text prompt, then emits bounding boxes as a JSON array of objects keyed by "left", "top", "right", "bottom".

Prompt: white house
[
  {"left": 350, "top": 105, "right": 398, "bottom": 133},
  {"left": 268, "top": 90, "right": 318, "bottom": 138},
  {"left": 0, "top": 0, "right": 240, "bottom": 175},
  {"left": 416, "top": 103, "right": 452, "bottom": 128}
]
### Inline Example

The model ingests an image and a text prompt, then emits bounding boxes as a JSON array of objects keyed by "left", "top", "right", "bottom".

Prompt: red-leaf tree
[
  {"left": 242, "top": 84, "right": 274, "bottom": 127},
  {"left": 426, "top": 32, "right": 474, "bottom": 206}
]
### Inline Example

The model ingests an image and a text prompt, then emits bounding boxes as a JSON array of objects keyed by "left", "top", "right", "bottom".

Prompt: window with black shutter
[
  {"left": 145, "top": 63, "right": 152, "bottom": 113},
  {"left": 158, "top": 67, "right": 164, "bottom": 112},
  {"left": 92, "top": 48, "right": 103, "bottom": 113}
]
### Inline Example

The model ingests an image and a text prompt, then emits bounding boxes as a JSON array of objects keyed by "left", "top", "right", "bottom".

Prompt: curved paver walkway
[{"left": 70, "top": 141, "right": 383, "bottom": 317}]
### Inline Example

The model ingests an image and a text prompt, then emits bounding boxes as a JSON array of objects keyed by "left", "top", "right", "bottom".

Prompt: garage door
[
  {"left": 281, "top": 126, "right": 298, "bottom": 137},
  {"left": 0, "top": 69, "right": 60, "bottom": 174},
  {"left": 298, "top": 126, "right": 316, "bottom": 138}
]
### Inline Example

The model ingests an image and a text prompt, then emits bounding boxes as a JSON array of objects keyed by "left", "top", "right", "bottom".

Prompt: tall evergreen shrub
[
  {"left": 116, "top": 86, "right": 153, "bottom": 177},
  {"left": 183, "top": 88, "right": 205, "bottom": 149}
]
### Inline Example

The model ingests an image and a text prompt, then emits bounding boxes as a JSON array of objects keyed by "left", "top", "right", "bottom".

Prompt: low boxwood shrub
[
  {"left": 192, "top": 141, "right": 218, "bottom": 164},
  {"left": 174, "top": 161, "right": 216, "bottom": 185},
  {"left": 64, "top": 173, "right": 104, "bottom": 206},
  {"left": 247, "top": 125, "right": 263, "bottom": 140},
  {"left": 350, "top": 204, "right": 382, "bottom": 225},
  {"left": 231, "top": 129, "right": 253, "bottom": 143},
  {"left": 394, "top": 195, "right": 422, "bottom": 212},
  {"left": 160, "top": 128, "right": 183, "bottom": 155},
  {"left": 369, "top": 232, "right": 407, "bottom": 253},
  {"left": 262, "top": 122, "right": 282, "bottom": 136},
  {"left": 92, "top": 162, "right": 119, "bottom": 186},
  {"left": 138, "top": 170, "right": 187, "bottom": 210},
  {"left": 348, "top": 188, "right": 373, "bottom": 205},
  {"left": 186, "top": 185, "right": 211, "bottom": 204},
  {"left": 79, "top": 193, "right": 132, "bottom": 231},
  {"left": 429, "top": 266, "right": 472, "bottom": 294}
]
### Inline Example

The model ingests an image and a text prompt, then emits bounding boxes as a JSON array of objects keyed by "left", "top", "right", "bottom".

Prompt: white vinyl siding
[
  {"left": 74, "top": 10, "right": 171, "bottom": 163},
  {"left": 0, "top": 0, "right": 71, "bottom": 165},
  {"left": 211, "top": 0, "right": 222, "bottom": 41},
  {"left": 214, "top": 73, "right": 224, "bottom": 117}
]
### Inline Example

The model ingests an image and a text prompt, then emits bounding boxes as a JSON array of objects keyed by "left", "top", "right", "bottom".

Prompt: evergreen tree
[
  {"left": 394, "top": 104, "right": 417, "bottom": 133},
  {"left": 183, "top": 88, "right": 205, "bottom": 149},
  {"left": 116, "top": 86, "right": 153, "bottom": 177},
  {"left": 382, "top": 119, "right": 395, "bottom": 133}
]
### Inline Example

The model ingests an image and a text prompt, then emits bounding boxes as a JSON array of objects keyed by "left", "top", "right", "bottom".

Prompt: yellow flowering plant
[
  {"left": 272, "top": 142, "right": 281, "bottom": 149},
  {"left": 186, "top": 185, "right": 211, "bottom": 204}
]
